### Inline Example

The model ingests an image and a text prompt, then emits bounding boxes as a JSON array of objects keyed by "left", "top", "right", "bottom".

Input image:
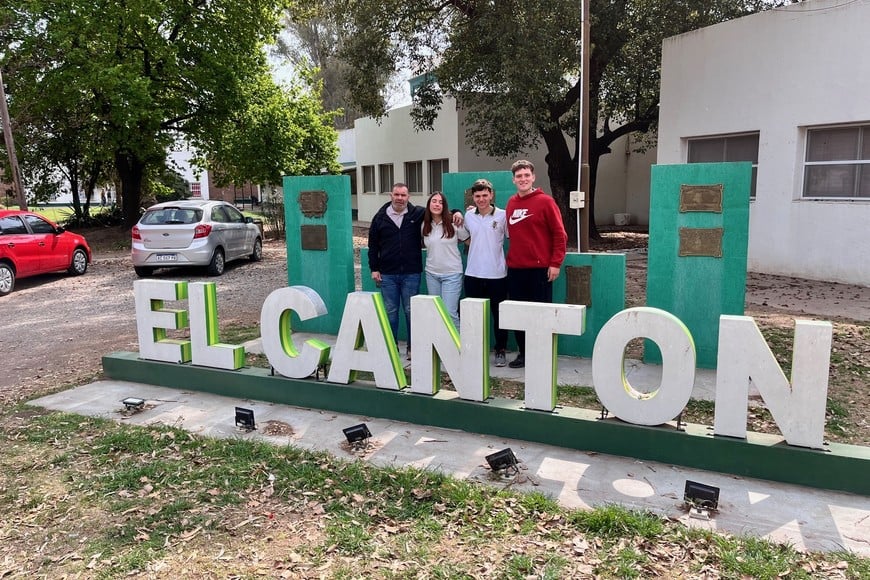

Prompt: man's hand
[
  {"left": 452, "top": 210, "right": 464, "bottom": 227},
  {"left": 547, "top": 266, "right": 560, "bottom": 282},
  {"left": 372, "top": 271, "right": 382, "bottom": 285}
]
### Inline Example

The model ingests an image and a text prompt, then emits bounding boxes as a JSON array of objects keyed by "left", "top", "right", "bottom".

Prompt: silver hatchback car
[{"left": 131, "top": 199, "right": 262, "bottom": 277}]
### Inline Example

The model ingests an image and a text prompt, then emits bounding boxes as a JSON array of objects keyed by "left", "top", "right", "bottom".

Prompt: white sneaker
[{"left": 495, "top": 351, "right": 507, "bottom": 367}]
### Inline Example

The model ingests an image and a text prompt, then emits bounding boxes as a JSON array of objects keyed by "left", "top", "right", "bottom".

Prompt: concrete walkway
[{"left": 31, "top": 377, "right": 869, "bottom": 557}]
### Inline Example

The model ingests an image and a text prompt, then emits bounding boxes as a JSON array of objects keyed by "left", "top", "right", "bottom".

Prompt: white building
[
  {"left": 658, "top": 0, "right": 870, "bottom": 286},
  {"left": 353, "top": 95, "right": 653, "bottom": 225}
]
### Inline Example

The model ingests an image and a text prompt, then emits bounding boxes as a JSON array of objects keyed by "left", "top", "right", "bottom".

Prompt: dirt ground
[{"left": 3, "top": 225, "right": 868, "bottom": 444}]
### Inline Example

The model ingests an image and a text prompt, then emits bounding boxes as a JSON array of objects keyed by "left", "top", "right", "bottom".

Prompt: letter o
[{"left": 592, "top": 307, "right": 696, "bottom": 426}]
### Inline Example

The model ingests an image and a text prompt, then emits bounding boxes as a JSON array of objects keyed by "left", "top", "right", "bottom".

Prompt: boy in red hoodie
[{"left": 505, "top": 160, "right": 568, "bottom": 368}]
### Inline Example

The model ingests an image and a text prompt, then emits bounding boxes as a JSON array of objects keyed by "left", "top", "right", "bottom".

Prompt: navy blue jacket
[{"left": 367, "top": 202, "right": 424, "bottom": 275}]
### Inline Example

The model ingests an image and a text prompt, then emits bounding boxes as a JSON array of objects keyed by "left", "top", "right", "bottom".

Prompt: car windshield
[{"left": 140, "top": 208, "right": 203, "bottom": 225}]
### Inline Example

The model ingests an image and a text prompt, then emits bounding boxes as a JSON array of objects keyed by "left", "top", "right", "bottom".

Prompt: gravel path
[{"left": 1, "top": 241, "right": 289, "bottom": 405}]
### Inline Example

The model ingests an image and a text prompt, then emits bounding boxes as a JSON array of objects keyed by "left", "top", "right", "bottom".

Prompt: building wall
[
  {"left": 206, "top": 173, "right": 260, "bottom": 205},
  {"left": 658, "top": 0, "right": 870, "bottom": 285},
  {"left": 355, "top": 99, "right": 461, "bottom": 220},
  {"left": 355, "top": 96, "right": 653, "bottom": 224},
  {"left": 595, "top": 133, "right": 657, "bottom": 226}
]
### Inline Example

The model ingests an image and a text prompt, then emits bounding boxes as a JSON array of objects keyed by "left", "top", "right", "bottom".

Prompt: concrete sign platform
[{"left": 31, "top": 380, "right": 870, "bottom": 556}]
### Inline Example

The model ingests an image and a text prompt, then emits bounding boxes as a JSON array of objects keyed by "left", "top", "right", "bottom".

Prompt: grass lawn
[{"left": 1, "top": 406, "right": 867, "bottom": 578}]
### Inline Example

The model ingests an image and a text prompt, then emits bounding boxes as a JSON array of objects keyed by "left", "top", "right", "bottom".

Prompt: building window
[
  {"left": 428, "top": 158, "right": 449, "bottom": 193},
  {"left": 687, "top": 133, "right": 759, "bottom": 197},
  {"left": 378, "top": 163, "right": 394, "bottom": 193},
  {"left": 804, "top": 125, "right": 870, "bottom": 199},
  {"left": 362, "top": 165, "right": 376, "bottom": 192},
  {"left": 190, "top": 182, "right": 202, "bottom": 197},
  {"left": 405, "top": 161, "right": 423, "bottom": 193}
]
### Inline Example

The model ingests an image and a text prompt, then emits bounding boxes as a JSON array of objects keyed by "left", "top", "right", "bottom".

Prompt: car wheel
[
  {"left": 207, "top": 248, "right": 225, "bottom": 276},
  {"left": 250, "top": 238, "right": 263, "bottom": 262},
  {"left": 0, "top": 263, "right": 14, "bottom": 296},
  {"left": 68, "top": 248, "right": 88, "bottom": 275},
  {"left": 134, "top": 266, "right": 155, "bottom": 278}
]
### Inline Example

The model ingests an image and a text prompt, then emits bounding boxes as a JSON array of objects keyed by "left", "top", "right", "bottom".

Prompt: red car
[{"left": 0, "top": 209, "right": 91, "bottom": 296}]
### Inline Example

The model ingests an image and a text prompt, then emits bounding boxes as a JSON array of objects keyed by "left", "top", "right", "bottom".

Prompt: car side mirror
[
  {"left": 245, "top": 217, "right": 254, "bottom": 223},
  {"left": 55, "top": 226, "right": 66, "bottom": 234}
]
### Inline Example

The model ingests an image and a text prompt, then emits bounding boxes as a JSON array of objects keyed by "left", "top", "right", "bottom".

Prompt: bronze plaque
[
  {"left": 678, "top": 228, "right": 723, "bottom": 257},
  {"left": 300, "top": 225, "right": 328, "bottom": 250},
  {"left": 565, "top": 265, "right": 592, "bottom": 307},
  {"left": 679, "top": 184, "right": 723, "bottom": 213},
  {"left": 298, "top": 190, "right": 328, "bottom": 218}
]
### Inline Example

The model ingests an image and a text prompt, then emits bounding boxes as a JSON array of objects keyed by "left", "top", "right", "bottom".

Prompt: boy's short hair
[
  {"left": 471, "top": 178, "right": 494, "bottom": 193},
  {"left": 511, "top": 159, "right": 535, "bottom": 174}
]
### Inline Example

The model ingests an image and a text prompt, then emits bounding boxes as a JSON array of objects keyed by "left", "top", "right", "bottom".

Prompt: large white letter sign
[
  {"left": 714, "top": 316, "right": 832, "bottom": 449},
  {"left": 592, "top": 307, "right": 695, "bottom": 425},
  {"left": 327, "top": 292, "right": 407, "bottom": 390},
  {"left": 260, "top": 286, "right": 331, "bottom": 378},
  {"left": 500, "top": 301, "right": 586, "bottom": 411},
  {"left": 188, "top": 282, "right": 244, "bottom": 370},
  {"left": 409, "top": 296, "right": 489, "bottom": 401},
  {"left": 134, "top": 280, "right": 191, "bottom": 363}
]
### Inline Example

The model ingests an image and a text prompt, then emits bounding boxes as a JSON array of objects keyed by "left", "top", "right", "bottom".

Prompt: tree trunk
[
  {"left": 115, "top": 151, "right": 145, "bottom": 229},
  {"left": 588, "top": 142, "right": 604, "bottom": 240},
  {"left": 83, "top": 160, "right": 102, "bottom": 220},
  {"left": 68, "top": 162, "right": 83, "bottom": 220},
  {"left": 540, "top": 126, "right": 579, "bottom": 247}
]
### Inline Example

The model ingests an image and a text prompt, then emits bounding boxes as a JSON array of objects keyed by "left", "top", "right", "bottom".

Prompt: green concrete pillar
[
  {"left": 283, "top": 175, "right": 355, "bottom": 334},
  {"left": 553, "top": 253, "right": 626, "bottom": 358},
  {"left": 646, "top": 162, "right": 751, "bottom": 368}
]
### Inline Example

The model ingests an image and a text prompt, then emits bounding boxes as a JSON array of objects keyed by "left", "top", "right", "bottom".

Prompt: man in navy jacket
[{"left": 368, "top": 183, "right": 462, "bottom": 359}]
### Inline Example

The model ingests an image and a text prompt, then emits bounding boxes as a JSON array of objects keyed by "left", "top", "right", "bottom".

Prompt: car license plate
[{"left": 155, "top": 253, "right": 177, "bottom": 262}]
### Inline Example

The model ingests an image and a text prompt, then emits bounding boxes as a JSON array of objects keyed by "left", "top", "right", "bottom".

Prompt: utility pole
[
  {"left": 577, "top": 0, "right": 591, "bottom": 252},
  {"left": 0, "top": 67, "right": 26, "bottom": 210}
]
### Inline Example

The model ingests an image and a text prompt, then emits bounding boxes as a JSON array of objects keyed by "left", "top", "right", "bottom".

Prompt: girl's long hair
[{"left": 422, "top": 192, "right": 455, "bottom": 239}]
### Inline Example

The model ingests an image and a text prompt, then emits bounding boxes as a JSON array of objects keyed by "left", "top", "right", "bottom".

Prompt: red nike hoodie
[{"left": 505, "top": 188, "right": 567, "bottom": 269}]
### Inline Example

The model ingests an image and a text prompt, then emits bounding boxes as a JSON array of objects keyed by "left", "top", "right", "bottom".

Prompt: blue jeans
[
  {"left": 425, "top": 271, "right": 464, "bottom": 329},
  {"left": 380, "top": 273, "right": 421, "bottom": 346}
]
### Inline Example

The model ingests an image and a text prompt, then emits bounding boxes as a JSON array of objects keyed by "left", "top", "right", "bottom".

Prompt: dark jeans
[
  {"left": 507, "top": 267, "right": 552, "bottom": 356},
  {"left": 464, "top": 275, "right": 508, "bottom": 352},
  {"left": 380, "top": 273, "right": 421, "bottom": 348}
]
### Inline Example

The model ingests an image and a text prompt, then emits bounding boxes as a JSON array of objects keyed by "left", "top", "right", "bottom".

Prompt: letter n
[{"left": 714, "top": 316, "right": 832, "bottom": 449}]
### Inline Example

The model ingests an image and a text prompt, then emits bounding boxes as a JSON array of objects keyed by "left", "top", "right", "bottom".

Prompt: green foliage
[
  {"left": 62, "top": 205, "right": 125, "bottom": 229},
  {"left": 150, "top": 166, "right": 190, "bottom": 204},
  {"left": 205, "top": 70, "right": 341, "bottom": 187},
  {"left": 323, "top": 0, "right": 777, "bottom": 231},
  {"left": 278, "top": 2, "right": 364, "bottom": 129},
  {"left": 1, "top": 0, "right": 338, "bottom": 228}
]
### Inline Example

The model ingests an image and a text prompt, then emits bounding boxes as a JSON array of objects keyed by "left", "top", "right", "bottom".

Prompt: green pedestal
[
  {"left": 646, "top": 163, "right": 751, "bottom": 368},
  {"left": 553, "top": 253, "right": 626, "bottom": 358},
  {"left": 284, "top": 175, "right": 355, "bottom": 334}
]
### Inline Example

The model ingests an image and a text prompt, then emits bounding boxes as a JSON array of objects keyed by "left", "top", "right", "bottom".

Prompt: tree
[
  {"left": 203, "top": 70, "right": 341, "bottom": 187},
  {"left": 1, "top": 0, "right": 338, "bottom": 229},
  {"left": 325, "top": 0, "right": 777, "bottom": 241},
  {"left": 275, "top": 5, "right": 356, "bottom": 130}
]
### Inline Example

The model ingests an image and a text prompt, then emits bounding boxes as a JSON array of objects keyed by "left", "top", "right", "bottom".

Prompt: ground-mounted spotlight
[
  {"left": 343, "top": 423, "right": 372, "bottom": 444},
  {"left": 485, "top": 448, "right": 519, "bottom": 474},
  {"left": 121, "top": 397, "right": 146, "bottom": 412},
  {"left": 235, "top": 407, "right": 256, "bottom": 432},
  {"left": 684, "top": 480, "right": 720, "bottom": 519}
]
